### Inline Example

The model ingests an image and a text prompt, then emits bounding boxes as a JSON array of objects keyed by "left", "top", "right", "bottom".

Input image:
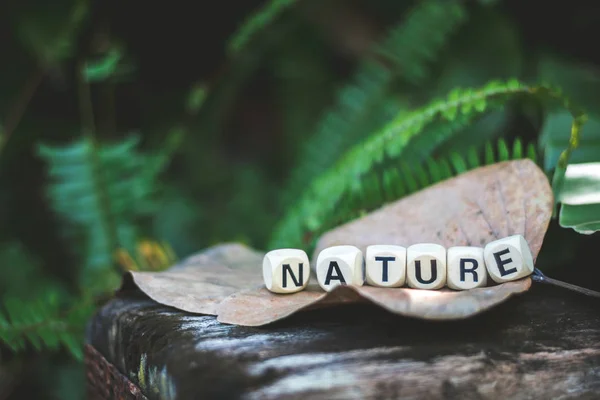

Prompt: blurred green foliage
[{"left": 1, "top": 0, "right": 600, "bottom": 398}]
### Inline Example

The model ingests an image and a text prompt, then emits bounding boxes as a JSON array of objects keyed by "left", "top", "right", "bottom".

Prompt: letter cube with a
[
  {"left": 484, "top": 234, "right": 534, "bottom": 283},
  {"left": 365, "top": 245, "right": 406, "bottom": 287},
  {"left": 316, "top": 245, "right": 364, "bottom": 292},
  {"left": 263, "top": 249, "right": 310, "bottom": 294},
  {"left": 407, "top": 243, "right": 447, "bottom": 290},
  {"left": 447, "top": 246, "right": 487, "bottom": 290}
]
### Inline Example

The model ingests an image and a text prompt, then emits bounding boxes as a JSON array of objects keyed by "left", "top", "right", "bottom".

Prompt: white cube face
[
  {"left": 365, "top": 245, "right": 407, "bottom": 287},
  {"left": 484, "top": 235, "right": 534, "bottom": 283},
  {"left": 262, "top": 249, "right": 310, "bottom": 293},
  {"left": 406, "top": 243, "right": 447, "bottom": 290},
  {"left": 316, "top": 245, "right": 364, "bottom": 292},
  {"left": 447, "top": 246, "right": 487, "bottom": 290}
]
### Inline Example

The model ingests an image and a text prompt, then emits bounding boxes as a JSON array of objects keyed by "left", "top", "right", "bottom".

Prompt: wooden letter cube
[
  {"left": 407, "top": 243, "right": 447, "bottom": 290},
  {"left": 263, "top": 249, "right": 310, "bottom": 294},
  {"left": 447, "top": 246, "right": 487, "bottom": 290},
  {"left": 316, "top": 245, "right": 364, "bottom": 292},
  {"left": 365, "top": 245, "right": 406, "bottom": 287},
  {"left": 484, "top": 235, "right": 534, "bottom": 283}
]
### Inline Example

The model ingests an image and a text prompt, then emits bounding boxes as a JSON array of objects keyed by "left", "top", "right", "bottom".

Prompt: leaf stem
[
  {"left": 76, "top": 61, "right": 120, "bottom": 274},
  {"left": 532, "top": 268, "right": 600, "bottom": 299},
  {"left": 77, "top": 61, "right": 96, "bottom": 137}
]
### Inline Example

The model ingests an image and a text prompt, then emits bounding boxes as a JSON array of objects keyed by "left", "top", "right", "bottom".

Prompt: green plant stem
[
  {"left": 76, "top": 61, "right": 120, "bottom": 275},
  {"left": 77, "top": 61, "right": 96, "bottom": 137},
  {"left": 551, "top": 114, "right": 588, "bottom": 213}
]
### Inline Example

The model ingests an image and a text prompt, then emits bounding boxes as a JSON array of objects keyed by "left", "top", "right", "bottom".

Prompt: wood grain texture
[{"left": 87, "top": 284, "right": 600, "bottom": 400}]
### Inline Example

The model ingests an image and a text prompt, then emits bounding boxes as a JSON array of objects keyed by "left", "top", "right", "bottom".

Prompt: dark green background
[{"left": 1, "top": 0, "right": 599, "bottom": 398}]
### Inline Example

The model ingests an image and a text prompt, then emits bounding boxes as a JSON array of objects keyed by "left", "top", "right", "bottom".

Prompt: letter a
[{"left": 324, "top": 261, "right": 346, "bottom": 285}]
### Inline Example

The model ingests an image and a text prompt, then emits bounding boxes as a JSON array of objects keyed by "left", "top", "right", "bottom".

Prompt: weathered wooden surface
[{"left": 87, "top": 284, "right": 600, "bottom": 400}]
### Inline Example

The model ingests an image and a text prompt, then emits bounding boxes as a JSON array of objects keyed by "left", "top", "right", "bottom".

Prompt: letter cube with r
[{"left": 447, "top": 246, "right": 487, "bottom": 290}]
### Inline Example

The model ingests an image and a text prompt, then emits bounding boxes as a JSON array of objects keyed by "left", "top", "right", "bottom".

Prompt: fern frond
[
  {"left": 270, "top": 80, "right": 582, "bottom": 250},
  {"left": 0, "top": 291, "right": 93, "bottom": 359},
  {"left": 316, "top": 138, "right": 538, "bottom": 241},
  {"left": 38, "top": 135, "right": 165, "bottom": 288},
  {"left": 375, "top": 0, "right": 467, "bottom": 84},
  {"left": 0, "top": 242, "right": 47, "bottom": 297},
  {"left": 227, "top": 0, "right": 297, "bottom": 56},
  {"left": 281, "top": 0, "right": 467, "bottom": 207}
]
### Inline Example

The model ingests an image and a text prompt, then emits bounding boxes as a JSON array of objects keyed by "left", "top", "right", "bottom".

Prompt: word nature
[{"left": 262, "top": 235, "right": 534, "bottom": 294}]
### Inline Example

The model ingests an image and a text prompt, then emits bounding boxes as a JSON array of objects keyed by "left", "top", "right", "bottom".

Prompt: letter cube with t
[
  {"left": 407, "top": 243, "right": 447, "bottom": 289},
  {"left": 263, "top": 249, "right": 310, "bottom": 293},
  {"left": 316, "top": 245, "right": 364, "bottom": 292},
  {"left": 447, "top": 246, "right": 487, "bottom": 290},
  {"left": 484, "top": 235, "right": 534, "bottom": 283},
  {"left": 365, "top": 245, "right": 406, "bottom": 287}
]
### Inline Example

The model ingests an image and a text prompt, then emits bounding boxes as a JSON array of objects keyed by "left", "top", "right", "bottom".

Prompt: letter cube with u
[
  {"left": 407, "top": 243, "right": 447, "bottom": 289},
  {"left": 263, "top": 249, "right": 310, "bottom": 293},
  {"left": 484, "top": 235, "right": 534, "bottom": 283},
  {"left": 316, "top": 245, "right": 364, "bottom": 292}
]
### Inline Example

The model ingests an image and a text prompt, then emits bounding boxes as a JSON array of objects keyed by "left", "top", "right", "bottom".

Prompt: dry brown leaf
[
  {"left": 123, "top": 243, "right": 264, "bottom": 315},
  {"left": 312, "top": 159, "right": 551, "bottom": 259},
  {"left": 216, "top": 279, "right": 532, "bottom": 325},
  {"left": 124, "top": 159, "right": 552, "bottom": 326}
]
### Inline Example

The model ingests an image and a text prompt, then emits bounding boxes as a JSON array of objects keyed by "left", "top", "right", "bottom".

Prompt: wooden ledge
[{"left": 86, "top": 284, "right": 600, "bottom": 400}]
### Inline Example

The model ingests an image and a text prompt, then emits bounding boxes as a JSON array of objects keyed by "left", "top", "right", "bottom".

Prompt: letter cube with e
[
  {"left": 263, "top": 249, "right": 310, "bottom": 294},
  {"left": 316, "top": 245, "right": 364, "bottom": 292},
  {"left": 407, "top": 243, "right": 447, "bottom": 290},
  {"left": 447, "top": 246, "right": 487, "bottom": 290},
  {"left": 484, "top": 234, "right": 534, "bottom": 283},
  {"left": 365, "top": 245, "right": 406, "bottom": 287}
]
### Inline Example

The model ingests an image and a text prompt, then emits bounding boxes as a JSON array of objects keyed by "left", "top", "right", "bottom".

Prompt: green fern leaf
[
  {"left": 280, "top": 0, "right": 467, "bottom": 207},
  {"left": 526, "top": 142, "right": 538, "bottom": 162},
  {"left": 375, "top": 0, "right": 468, "bottom": 84},
  {"left": 466, "top": 146, "right": 480, "bottom": 169},
  {"left": 313, "top": 138, "right": 541, "bottom": 246},
  {"left": 16, "top": 0, "right": 88, "bottom": 67},
  {"left": 227, "top": 0, "right": 297, "bottom": 56},
  {"left": 270, "top": 80, "right": 582, "bottom": 250},
  {"left": 38, "top": 135, "right": 164, "bottom": 289},
  {"left": 0, "top": 290, "right": 93, "bottom": 359},
  {"left": 484, "top": 140, "right": 495, "bottom": 165},
  {"left": 512, "top": 137, "right": 523, "bottom": 158}
]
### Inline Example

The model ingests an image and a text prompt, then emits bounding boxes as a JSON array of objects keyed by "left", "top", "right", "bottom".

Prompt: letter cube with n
[
  {"left": 407, "top": 243, "right": 447, "bottom": 289},
  {"left": 484, "top": 235, "right": 534, "bottom": 283},
  {"left": 263, "top": 249, "right": 310, "bottom": 293},
  {"left": 316, "top": 245, "right": 364, "bottom": 292},
  {"left": 365, "top": 245, "right": 406, "bottom": 287},
  {"left": 447, "top": 246, "right": 487, "bottom": 290}
]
